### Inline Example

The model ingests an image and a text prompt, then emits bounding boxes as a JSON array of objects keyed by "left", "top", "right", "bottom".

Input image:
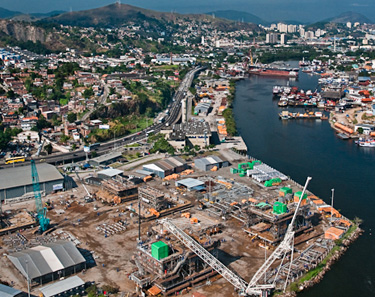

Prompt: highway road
[{"left": 0, "top": 67, "right": 204, "bottom": 169}]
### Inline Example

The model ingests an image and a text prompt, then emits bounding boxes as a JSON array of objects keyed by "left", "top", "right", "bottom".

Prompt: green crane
[{"left": 31, "top": 160, "right": 50, "bottom": 232}]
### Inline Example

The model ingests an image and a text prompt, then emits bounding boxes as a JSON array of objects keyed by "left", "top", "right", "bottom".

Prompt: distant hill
[
  {"left": 205, "top": 10, "right": 266, "bottom": 25},
  {"left": 11, "top": 10, "right": 65, "bottom": 22},
  {"left": 30, "top": 10, "right": 66, "bottom": 18},
  {"left": 325, "top": 11, "right": 374, "bottom": 24},
  {"left": 45, "top": 3, "right": 260, "bottom": 32},
  {"left": 0, "top": 7, "right": 21, "bottom": 19}
]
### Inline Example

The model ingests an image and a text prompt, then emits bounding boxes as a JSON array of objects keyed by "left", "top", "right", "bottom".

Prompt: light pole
[{"left": 26, "top": 260, "right": 30, "bottom": 297}]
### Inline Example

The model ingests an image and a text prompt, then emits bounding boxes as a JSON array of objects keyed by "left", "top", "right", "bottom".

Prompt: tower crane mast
[{"left": 31, "top": 160, "right": 50, "bottom": 232}]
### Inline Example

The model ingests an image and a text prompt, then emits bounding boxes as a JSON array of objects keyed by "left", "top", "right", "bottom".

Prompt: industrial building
[
  {"left": 0, "top": 284, "right": 24, "bottom": 297},
  {"left": 139, "top": 186, "right": 166, "bottom": 211},
  {"left": 39, "top": 276, "right": 85, "bottom": 297},
  {"left": 131, "top": 216, "right": 221, "bottom": 295},
  {"left": 0, "top": 163, "right": 64, "bottom": 202},
  {"left": 97, "top": 168, "right": 123, "bottom": 180},
  {"left": 194, "top": 102, "right": 211, "bottom": 116},
  {"left": 175, "top": 178, "right": 206, "bottom": 191},
  {"left": 194, "top": 156, "right": 229, "bottom": 171},
  {"left": 7, "top": 240, "right": 86, "bottom": 285},
  {"left": 101, "top": 178, "right": 138, "bottom": 198},
  {"left": 167, "top": 121, "right": 211, "bottom": 148},
  {"left": 143, "top": 156, "right": 187, "bottom": 178},
  {"left": 88, "top": 151, "right": 122, "bottom": 167}
]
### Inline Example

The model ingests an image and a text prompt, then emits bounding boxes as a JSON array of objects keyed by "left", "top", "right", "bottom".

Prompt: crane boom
[
  {"left": 159, "top": 219, "right": 248, "bottom": 293},
  {"left": 159, "top": 176, "right": 312, "bottom": 296},
  {"left": 31, "top": 160, "right": 50, "bottom": 232},
  {"left": 245, "top": 177, "right": 312, "bottom": 295}
]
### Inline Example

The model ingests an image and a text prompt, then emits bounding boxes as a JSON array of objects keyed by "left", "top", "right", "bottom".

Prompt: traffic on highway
[{"left": 0, "top": 67, "right": 204, "bottom": 168}]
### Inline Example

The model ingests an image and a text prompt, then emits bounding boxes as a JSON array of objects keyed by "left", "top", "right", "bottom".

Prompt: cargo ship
[
  {"left": 279, "top": 110, "right": 328, "bottom": 120},
  {"left": 251, "top": 67, "right": 298, "bottom": 78}
]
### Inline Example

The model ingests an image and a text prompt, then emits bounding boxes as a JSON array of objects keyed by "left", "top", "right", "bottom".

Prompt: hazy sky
[{"left": 1, "top": 0, "right": 375, "bottom": 22}]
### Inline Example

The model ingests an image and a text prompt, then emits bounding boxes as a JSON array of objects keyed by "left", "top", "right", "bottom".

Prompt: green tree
[
  {"left": 67, "top": 112, "right": 77, "bottom": 123},
  {"left": 32, "top": 115, "right": 52, "bottom": 132},
  {"left": 83, "top": 87, "right": 94, "bottom": 98},
  {"left": 44, "top": 143, "right": 53, "bottom": 154},
  {"left": 60, "top": 133, "right": 70, "bottom": 143},
  {"left": 6, "top": 90, "right": 15, "bottom": 98},
  {"left": 144, "top": 55, "right": 152, "bottom": 64}
]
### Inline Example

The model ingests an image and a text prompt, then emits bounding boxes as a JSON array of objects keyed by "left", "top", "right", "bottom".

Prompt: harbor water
[{"left": 233, "top": 64, "right": 375, "bottom": 296}]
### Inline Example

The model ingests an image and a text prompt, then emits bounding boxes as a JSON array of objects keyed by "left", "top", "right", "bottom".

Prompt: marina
[{"left": 233, "top": 62, "right": 375, "bottom": 297}]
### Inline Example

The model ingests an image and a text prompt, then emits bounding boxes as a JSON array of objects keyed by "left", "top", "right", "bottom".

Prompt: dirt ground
[{"left": 0, "top": 157, "right": 327, "bottom": 297}]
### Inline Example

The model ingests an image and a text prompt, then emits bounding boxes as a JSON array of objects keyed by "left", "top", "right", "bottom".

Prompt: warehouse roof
[
  {"left": 176, "top": 178, "right": 205, "bottom": 190},
  {"left": 39, "top": 276, "right": 85, "bottom": 297},
  {"left": 144, "top": 157, "right": 186, "bottom": 173},
  {"left": 8, "top": 241, "right": 85, "bottom": 280},
  {"left": 97, "top": 168, "right": 123, "bottom": 177},
  {"left": 0, "top": 284, "right": 22, "bottom": 297},
  {"left": 195, "top": 156, "right": 223, "bottom": 165},
  {"left": 172, "top": 121, "right": 211, "bottom": 136},
  {"left": 0, "top": 163, "right": 63, "bottom": 190}
]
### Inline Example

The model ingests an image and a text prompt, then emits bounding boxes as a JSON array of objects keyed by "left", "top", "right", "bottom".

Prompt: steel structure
[
  {"left": 159, "top": 219, "right": 248, "bottom": 293},
  {"left": 160, "top": 176, "right": 312, "bottom": 296},
  {"left": 246, "top": 177, "right": 312, "bottom": 295},
  {"left": 31, "top": 160, "right": 50, "bottom": 232}
]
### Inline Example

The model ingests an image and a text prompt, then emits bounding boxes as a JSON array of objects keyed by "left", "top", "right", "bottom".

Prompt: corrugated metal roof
[
  {"left": 195, "top": 156, "right": 223, "bottom": 165},
  {"left": 176, "top": 178, "right": 205, "bottom": 189},
  {"left": 143, "top": 164, "right": 163, "bottom": 172},
  {"left": 0, "top": 284, "right": 22, "bottom": 297},
  {"left": 0, "top": 163, "right": 63, "bottom": 190},
  {"left": 8, "top": 241, "right": 85, "bottom": 280},
  {"left": 40, "top": 276, "right": 85, "bottom": 297},
  {"left": 97, "top": 168, "right": 123, "bottom": 177},
  {"left": 167, "top": 156, "right": 185, "bottom": 167},
  {"left": 155, "top": 160, "right": 174, "bottom": 171}
]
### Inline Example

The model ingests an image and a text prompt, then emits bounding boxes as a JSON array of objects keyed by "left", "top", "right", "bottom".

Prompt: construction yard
[{"left": 0, "top": 154, "right": 357, "bottom": 297}]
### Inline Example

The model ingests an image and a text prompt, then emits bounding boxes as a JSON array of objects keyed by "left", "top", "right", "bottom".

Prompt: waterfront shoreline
[{"left": 233, "top": 76, "right": 364, "bottom": 296}]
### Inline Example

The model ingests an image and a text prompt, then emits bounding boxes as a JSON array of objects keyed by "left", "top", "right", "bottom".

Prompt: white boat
[{"left": 358, "top": 139, "right": 375, "bottom": 147}]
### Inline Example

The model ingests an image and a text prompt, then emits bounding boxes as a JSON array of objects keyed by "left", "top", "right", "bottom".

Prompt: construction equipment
[
  {"left": 159, "top": 176, "right": 312, "bottom": 296},
  {"left": 149, "top": 208, "right": 160, "bottom": 218},
  {"left": 245, "top": 176, "right": 312, "bottom": 295},
  {"left": 159, "top": 218, "right": 248, "bottom": 293},
  {"left": 31, "top": 160, "right": 50, "bottom": 233}
]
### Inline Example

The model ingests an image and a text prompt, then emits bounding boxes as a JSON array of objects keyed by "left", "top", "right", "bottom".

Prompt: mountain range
[
  {"left": 0, "top": 7, "right": 65, "bottom": 20},
  {"left": 0, "top": 4, "right": 373, "bottom": 32},
  {"left": 324, "top": 11, "right": 374, "bottom": 24},
  {"left": 205, "top": 10, "right": 373, "bottom": 25}
]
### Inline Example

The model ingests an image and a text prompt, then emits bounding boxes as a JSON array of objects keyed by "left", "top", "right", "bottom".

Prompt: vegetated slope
[
  {"left": 325, "top": 11, "right": 374, "bottom": 24},
  {"left": 46, "top": 3, "right": 260, "bottom": 31},
  {"left": 0, "top": 7, "right": 22, "bottom": 19},
  {"left": 11, "top": 10, "right": 66, "bottom": 22}
]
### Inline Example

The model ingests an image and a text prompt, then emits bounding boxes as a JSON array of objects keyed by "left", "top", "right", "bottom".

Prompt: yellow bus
[{"left": 5, "top": 156, "right": 26, "bottom": 164}]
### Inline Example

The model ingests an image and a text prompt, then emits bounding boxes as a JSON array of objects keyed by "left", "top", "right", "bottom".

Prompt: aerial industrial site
[{"left": 0, "top": 150, "right": 358, "bottom": 297}]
